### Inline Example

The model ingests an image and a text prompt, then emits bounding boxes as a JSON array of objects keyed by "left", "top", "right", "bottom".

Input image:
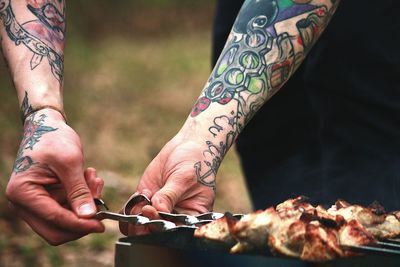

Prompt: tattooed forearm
[
  {"left": 0, "top": 0, "right": 65, "bottom": 83},
  {"left": 193, "top": 0, "right": 339, "bottom": 188},
  {"left": 13, "top": 106, "right": 57, "bottom": 173},
  {"left": 192, "top": 0, "right": 338, "bottom": 118},
  {"left": 194, "top": 115, "right": 239, "bottom": 191}
]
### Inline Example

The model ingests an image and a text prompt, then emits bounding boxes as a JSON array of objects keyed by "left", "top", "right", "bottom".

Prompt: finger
[
  {"left": 18, "top": 190, "right": 105, "bottom": 233},
  {"left": 60, "top": 166, "right": 97, "bottom": 218},
  {"left": 142, "top": 205, "right": 159, "bottom": 219},
  {"left": 119, "top": 221, "right": 129, "bottom": 236},
  {"left": 121, "top": 189, "right": 153, "bottom": 216},
  {"left": 126, "top": 202, "right": 161, "bottom": 236},
  {"left": 124, "top": 204, "right": 155, "bottom": 236},
  {"left": 140, "top": 205, "right": 166, "bottom": 234},
  {"left": 45, "top": 177, "right": 101, "bottom": 206},
  {"left": 17, "top": 210, "right": 84, "bottom": 245},
  {"left": 127, "top": 222, "right": 151, "bottom": 236},
  {"left": 46, "top": 183, "right": 105, "bottom": 212},
  {"left": 140, "top": 189, "right": 153, "bottom": 201},
  {"left": 11, "top": 204, "right": 90, "bottom": 245},
  {"left": 95, "top": 177, "right": 104, "bottom": 199},
  {"left": 46, "top": 184, "right": 68, "bottom": 204},
  {"left": 119, "top": 189, "right": 153, "bottom": 236},
  {"left": 84, "top": 167, "right": 97, "bottom": 194},
  {"left": 84, "top": 167, "right": 103, "bottom": 198},
  {"left": 173, "top": 196, "right": 211, "bottom": 215},
  {"left": 119, "top": 210, "right": 150, "bottom": 236},
  {"left": 151, "top": 179, "right": 186, "bottom": 213}
]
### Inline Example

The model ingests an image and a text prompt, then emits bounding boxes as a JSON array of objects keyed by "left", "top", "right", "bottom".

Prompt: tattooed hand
[
  {"left": 120, "top": 133, "right": 216, "bottom": 236},
  {"left": 6, "top": 108, "right": 104, "bottom": 245}
]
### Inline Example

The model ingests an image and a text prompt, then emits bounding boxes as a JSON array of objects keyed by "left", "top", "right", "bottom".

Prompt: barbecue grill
[
  {"left": 95, "top": 196, "right": 400, "bottom": 266},
  {"left": 114, "top": 232, "right": 400, "bottom": 267}
]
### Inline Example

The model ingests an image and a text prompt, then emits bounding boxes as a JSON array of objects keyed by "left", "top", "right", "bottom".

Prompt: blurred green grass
[{"left": 0, "top": 1, "right": 252, "bottom": 266}]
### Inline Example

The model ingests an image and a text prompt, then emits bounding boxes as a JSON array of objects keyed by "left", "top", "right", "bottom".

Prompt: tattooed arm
[
  {"left": 1, "top": 0, "right": 104, "bottom": 245},
  {"left": 121, "top": 0, "right": 340, "bottom": 235},
  {"left": 185, "top": 0, "right": 340, "bottom": 189},
  {"left": 0, "top": 0, "right": 64, "bottom": 109}
]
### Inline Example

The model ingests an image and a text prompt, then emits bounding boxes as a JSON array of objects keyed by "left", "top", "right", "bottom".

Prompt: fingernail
[
  {"left": 141, "top": 189, "right": 152, "bottom": 198},
  {"left": 78, "top": 203, "right": 95, "bottom": 216}
]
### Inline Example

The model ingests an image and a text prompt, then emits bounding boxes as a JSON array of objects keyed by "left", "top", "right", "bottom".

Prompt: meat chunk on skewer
[
  {"left": 193, "top": 197, "right": 399, "bottom": 262},
  {"left": 229, "top": 207, "right": 280, "bottom": 253},
  {"left": 275, "top": 196, "right": 315, "bottom": 219},
  {"left": 338, "top": 219, "right": 376, "bottom": 248},
  {"left": 268, "top": 220, "right": 307, "bottom": 258},
  {"left": 328, "top": 201, "right": 400, "bottom": 239},
  {"left": 300, "top": 222, "right": 344, "bottom": 262},
  {"left": 194, "top": 213, "right": 238, "bottom": 244},
  {"left": 366, "top": 214, "right": 400, "bottom": 239}
]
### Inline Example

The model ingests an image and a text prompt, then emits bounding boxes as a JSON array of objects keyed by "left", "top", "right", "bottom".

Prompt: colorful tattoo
[
  {"left": 0, "top": 0, "right": 65, "bottom": 83},
  {"left": 13, "top": 95, "right": 57, "bottom": 173},
  {"left": 193, "top": 0, "right": 339, "bottom": 189}
]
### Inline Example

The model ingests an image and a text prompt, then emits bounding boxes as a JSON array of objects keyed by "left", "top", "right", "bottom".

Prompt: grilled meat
[
  {"left": 194, "top": 197, "right": 398, "bottom": 262},
  {"left": 194, "top": 214, "right": 237, "bottom": 244},
  {"left": 268, "top": 218, "right": 307, "bottom": 258},
  {"left": 338, "top": 219, "right": 376, "bottom": 248},
  {"left": 229, "top": 207, "right": 280, "bottom": 253},
  {"left": 275, "top": 196, "right": 315, "bottom": 219},
  {"left": 300, "top": 221, "right": 344, "bottom": 261},
  {"left": 328, "top": 201, "right": 400, "bottom": 239}
]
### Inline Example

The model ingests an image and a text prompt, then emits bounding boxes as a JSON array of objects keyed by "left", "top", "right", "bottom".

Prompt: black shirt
[{"left": 213, "top": 0, "right": 400, "bottom": 210}]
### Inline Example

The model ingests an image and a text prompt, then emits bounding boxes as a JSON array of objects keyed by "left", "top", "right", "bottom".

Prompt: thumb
[
  {"left": 62, "top": 171, "right": 97, "bottom": 218},
  {"left": 151, "top": 180, "right": 185, "bottom": 213}
]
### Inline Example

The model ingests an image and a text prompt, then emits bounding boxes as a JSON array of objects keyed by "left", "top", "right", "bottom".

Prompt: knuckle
[
  {"left": 68, "top": 184, "right": 91, "bottom": 202},
  {"left": 5, "top": 185, "right": 15, "bottom": 202},
  {"left": 43, "top": 142, "right": 82, "bottom": 167},
  {"left": 59, "top": 148, "right": 83, "bottom": 166},
  {"left": 5, "top": 180, "right": 22, "bottom": 203},
  {"left": 160, "top": 189, "right": 178, "bottom": 205}
]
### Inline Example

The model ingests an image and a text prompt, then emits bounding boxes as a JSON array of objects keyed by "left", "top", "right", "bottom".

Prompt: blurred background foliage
[{"left": 0, "top": 0, "right": 252, "bottom": 266}]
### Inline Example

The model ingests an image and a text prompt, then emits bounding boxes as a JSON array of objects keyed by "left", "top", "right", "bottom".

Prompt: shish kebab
[{"left": 194, "top": 197, "right": 400, "bottom": 262}]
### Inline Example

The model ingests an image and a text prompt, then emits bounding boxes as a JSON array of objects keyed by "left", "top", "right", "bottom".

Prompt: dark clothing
[{"left": 213, "top": 0, "right": 400, "bottom": 211}]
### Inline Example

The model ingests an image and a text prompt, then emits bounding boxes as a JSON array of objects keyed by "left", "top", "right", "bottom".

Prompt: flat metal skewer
[
  {"left": 385, "top": 239, "right": 400, "bottom": 245},
  {"left": 96, "top": 197, "right": 400, "bottom": 257},
  {"left": 342, "top": 244, "right": 400, "bottom": 256},
  {"left": 377, "top": 241, "right": 400, "bottom": 250}
]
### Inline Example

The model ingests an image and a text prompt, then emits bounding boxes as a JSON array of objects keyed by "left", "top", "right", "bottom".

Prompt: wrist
[
  {"left": 18, "top": 88, "right": 67, "bottom": 123},
  {"left": 177, "top": 118, "right": 212, "bottom": 143},
  {"left": 24, "top": 107, "right": 67, "bottom": 126},
  {"left": 180, "top": 114, "right": 237, "bottom": 142},
  {"left": 180, "top": 92, "right": 243, "bottom": 144},
  {"left": 19, "top": 90, "right": 66, "bottom": 124},
  {"left": 176, "top": 116, "right": 236, "bottom": 160}
]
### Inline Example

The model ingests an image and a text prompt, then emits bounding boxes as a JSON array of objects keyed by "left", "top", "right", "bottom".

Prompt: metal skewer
[
  {"left": 377, "top": 241, "right": 400, "bottom": 250},
  {"left": 94, "top": 197, "right": 222, "bottom": 230},
  {"left": 385, "top": 239, "right": 400, "bottom": 245},
  {"left": 342, "top": 244, "right": 400, "bottom": 256},
  {"left": 96, "top": 197, "right": 400, "bottom": 257}
]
